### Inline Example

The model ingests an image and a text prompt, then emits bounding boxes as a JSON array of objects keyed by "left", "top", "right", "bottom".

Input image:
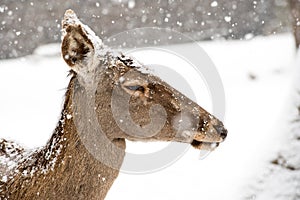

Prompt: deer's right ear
[
  {"left": 61, "top": 25, "right": 94, "bottom": 69},
  {"left": 61, "top": 10, "right": 102, "bottom": 74}
]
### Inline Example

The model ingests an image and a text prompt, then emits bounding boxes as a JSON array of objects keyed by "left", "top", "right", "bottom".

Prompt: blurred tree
[
  {"left": 289, "top": 0, "right": 300, "bottom": 48},
  {"left": 0, "top": 0, "right": 293, "bottom": 59}
]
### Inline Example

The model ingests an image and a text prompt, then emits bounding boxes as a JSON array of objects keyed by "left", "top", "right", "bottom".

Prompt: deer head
[{"left": 61, "top": 10, "right": 227, "bottom": 158}]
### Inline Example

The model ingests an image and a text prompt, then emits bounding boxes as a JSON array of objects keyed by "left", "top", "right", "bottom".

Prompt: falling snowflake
[
  {"left": 210, "top": 1, "right": 218, "bottom": 7},
  {"left": 224, "top": 16, "right": 231, "bottom": 22}
]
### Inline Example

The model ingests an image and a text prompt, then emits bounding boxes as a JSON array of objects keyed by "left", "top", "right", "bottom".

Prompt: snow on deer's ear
[{"left": 61, "top": 9, "right": 103, "bottom": 74}]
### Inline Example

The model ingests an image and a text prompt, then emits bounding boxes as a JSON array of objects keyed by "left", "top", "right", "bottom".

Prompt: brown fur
[
  {"left": 1, "top": 77, "right": 125, "bottom": 200},
  {"left": 0, "top": 10, "right": 227, "bottom": 200}
]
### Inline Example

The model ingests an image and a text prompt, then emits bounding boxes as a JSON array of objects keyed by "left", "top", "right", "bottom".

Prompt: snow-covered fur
[{"left": 0, "top": 10, "right": 226, "bottom": 199}]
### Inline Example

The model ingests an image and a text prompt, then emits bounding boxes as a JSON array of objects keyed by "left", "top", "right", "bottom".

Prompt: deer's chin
[{"left": 191, "top": 140, "right": 219, "bottom": 151}]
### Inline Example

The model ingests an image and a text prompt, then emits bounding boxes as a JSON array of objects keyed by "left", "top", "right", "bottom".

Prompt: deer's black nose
[{"left": 213, "top": 125, "right": 227, "bottom": 140}]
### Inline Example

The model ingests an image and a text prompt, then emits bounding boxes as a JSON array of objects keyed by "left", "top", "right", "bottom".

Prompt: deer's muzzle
[{"left": 191, "top": 117, "right": 227, "bottom": 151}]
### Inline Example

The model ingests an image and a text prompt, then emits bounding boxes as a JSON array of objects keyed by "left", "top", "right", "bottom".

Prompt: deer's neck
[{"left": 10, "top": 76, "right": 124, "bottom": 200}]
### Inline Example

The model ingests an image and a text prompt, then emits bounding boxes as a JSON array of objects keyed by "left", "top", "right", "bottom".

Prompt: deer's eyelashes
[
  {"left": 122, "top": 81, "right": 150, "bottom": 100},
  {"left": 124, "top": 85, "right": 145, "bottom": 93}
]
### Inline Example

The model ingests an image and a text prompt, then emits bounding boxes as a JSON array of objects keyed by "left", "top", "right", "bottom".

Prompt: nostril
[
  {"left": 213, "top": 125, "right": 227, "bottom": 140},
  {"left": 220, "top": 128, "right": 227, "bottom": 140}
]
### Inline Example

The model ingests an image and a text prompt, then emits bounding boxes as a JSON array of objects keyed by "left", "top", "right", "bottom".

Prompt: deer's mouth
[
  {"left": 191, "top": 140, "right": 220, "bottom": 151},
  {"left": 188, "top": 123, "right": 227, "bottom": 151}
]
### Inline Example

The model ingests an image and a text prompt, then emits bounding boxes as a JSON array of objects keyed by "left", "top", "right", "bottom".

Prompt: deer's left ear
[{"left": 61, "top": 10, "right": 103, "bottom": 74}]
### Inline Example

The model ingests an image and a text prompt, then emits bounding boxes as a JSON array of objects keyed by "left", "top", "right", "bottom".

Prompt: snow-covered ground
[{"left": 0, "top": 33, "right": 299, "bottom": 199}]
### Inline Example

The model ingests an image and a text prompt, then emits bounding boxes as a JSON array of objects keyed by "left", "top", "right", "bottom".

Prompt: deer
[{"left": 0, "top": 10, "right": 227, "bottom": 200}]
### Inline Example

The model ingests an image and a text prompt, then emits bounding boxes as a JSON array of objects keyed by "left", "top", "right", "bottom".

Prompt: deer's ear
[
  {"left": 61, "top": 10, "right": 103, "bottom": 74},
  {"left": 61, "top": 24, "right": 95, "bottom": 69}
]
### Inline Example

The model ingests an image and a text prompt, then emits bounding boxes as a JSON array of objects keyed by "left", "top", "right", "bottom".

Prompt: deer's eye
[{"left": 125, "top": 85, "right": 145, "bottom": 93}]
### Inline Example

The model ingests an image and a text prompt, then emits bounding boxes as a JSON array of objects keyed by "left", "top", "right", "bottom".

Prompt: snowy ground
[{"left": 0, "top": 34, "right": 299, "bottom": 199}]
